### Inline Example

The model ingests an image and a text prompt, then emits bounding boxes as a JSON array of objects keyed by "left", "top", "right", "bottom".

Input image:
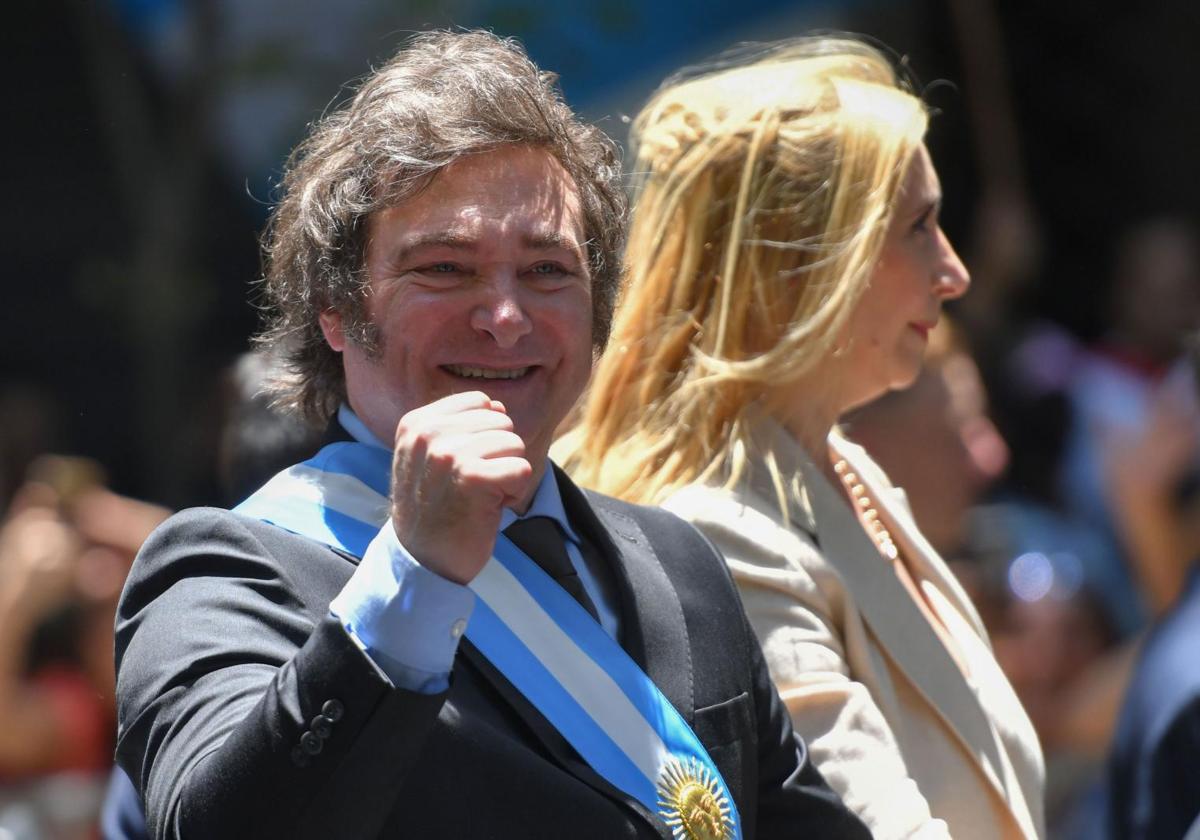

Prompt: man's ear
[{"left": 318, "top": 310, "right": 347, "bottom": 352}]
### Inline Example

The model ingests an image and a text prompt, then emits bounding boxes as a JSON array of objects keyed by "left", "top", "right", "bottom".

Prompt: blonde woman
[{"left": 559, "top": 37, "right": 1044, "bottom": 839}]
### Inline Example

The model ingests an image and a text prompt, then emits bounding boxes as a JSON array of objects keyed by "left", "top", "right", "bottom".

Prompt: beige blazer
[{"left": 662, "top": 419, "right": 1045, "bottom": 840}]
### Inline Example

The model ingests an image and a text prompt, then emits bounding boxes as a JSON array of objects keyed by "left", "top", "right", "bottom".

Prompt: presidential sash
[{"left": 236, "top": 441, "right": 741, "bottom": 840}]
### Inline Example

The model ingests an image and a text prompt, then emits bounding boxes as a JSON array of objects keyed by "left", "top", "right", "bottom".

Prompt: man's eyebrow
[
  {"left": 522, "top": 231, "right": 588, "bottom": 256},
  {"left": 381, "top": 232, "right": 587, "bottom": 264},
  {"left": 384, "top": 233, "right": 478, "bottom": 265}
]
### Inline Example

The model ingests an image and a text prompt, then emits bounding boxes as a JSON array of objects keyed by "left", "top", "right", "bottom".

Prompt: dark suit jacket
[
  {"left": 114, "top": 466, "right": 869, "bottom": 839},
  {"left": 1108, "top": 568, "right": 1200, "bottom": 840}
]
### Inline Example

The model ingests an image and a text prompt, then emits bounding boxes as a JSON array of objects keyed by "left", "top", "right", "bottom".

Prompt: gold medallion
[{"left": 656, "top": 756, "right": 733, "bottom": 840}]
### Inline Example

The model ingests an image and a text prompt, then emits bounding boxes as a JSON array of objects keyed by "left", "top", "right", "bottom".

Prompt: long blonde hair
[{"left": 560, "top": 36, "right": 929, "bottom": 505}]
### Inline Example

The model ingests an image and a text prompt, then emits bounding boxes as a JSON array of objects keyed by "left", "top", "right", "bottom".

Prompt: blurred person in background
[
  {"left": 214, "top": 350, "right": 327, "bottom": 507},
  {"left": 0, "top": 457, "right": 167, "bottom": 840},
  {"left": 1105, "top": 335, "right": 1200, "bottom": 840},
  {"left": 1059, "top": 217, "right": 1200, "bottom": 632},
  {"left": 560, "top": 35, "right": 1045, "bottom": 839},
  {"left": 842, "top": 320, "right": 1009, "bottom": 562},
  {"left": 984, "top": 564, "right": 1119, "bottom": 840},
  {"left": 913, "top": 322, "right": 1131, "bottom": 838},
  {"left": 954, "top": 218, "right": 1200, "bottom": 839}
]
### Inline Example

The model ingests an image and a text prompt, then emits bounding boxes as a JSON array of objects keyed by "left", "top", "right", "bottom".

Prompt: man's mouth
[{"left": 443, "top": 364, "right": 533, "bottom": 380}]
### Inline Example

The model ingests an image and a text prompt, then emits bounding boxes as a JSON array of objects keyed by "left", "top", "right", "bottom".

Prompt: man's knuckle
[{"left": 425, "top": 437, "right": 461, "bottom": 464}]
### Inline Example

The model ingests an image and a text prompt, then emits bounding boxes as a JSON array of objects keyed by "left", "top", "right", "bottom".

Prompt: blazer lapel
[
  {"left": 838, "top": 439, "right": 989, "bottom": 644},
  {"left": 750, "top": 421, "right": 1011, "bottom": 800},
  {"left": 831, "top": 436, "right": 1035, "bottom": 807}
]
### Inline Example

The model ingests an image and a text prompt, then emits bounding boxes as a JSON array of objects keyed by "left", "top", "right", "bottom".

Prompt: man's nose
[{"left": 471, "top": 273, "right": 533, "bottom": 348}]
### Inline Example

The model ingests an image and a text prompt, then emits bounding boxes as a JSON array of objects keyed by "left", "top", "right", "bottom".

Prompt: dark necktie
[{"left": 503, "top": 516, "right": 600, "bottom": 621}]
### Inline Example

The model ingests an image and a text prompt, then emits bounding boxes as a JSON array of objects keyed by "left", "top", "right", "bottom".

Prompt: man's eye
[
  {"left": 409, "top": 263, "right": 467, "bottom": 286},
  {"left": 529, "top": 262, "right": 575, "bottom": 278}
]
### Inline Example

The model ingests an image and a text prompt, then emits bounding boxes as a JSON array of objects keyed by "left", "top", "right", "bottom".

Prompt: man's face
[{"left": 320, "top": 145, "right": 594, "bottom": 476}]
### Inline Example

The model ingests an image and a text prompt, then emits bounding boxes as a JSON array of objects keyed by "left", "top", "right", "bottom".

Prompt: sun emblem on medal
[{"left": 656, "top": 756, "right": 733, "bottom": 840}]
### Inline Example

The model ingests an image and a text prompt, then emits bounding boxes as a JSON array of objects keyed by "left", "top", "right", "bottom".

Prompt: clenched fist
[{"left": 389, "top": 391, "right": 535, "bottom": 584}]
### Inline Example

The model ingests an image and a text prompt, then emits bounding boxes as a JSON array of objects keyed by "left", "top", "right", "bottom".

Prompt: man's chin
[{"left": 511, "top": 419, "right": 551, "bottom": 465}]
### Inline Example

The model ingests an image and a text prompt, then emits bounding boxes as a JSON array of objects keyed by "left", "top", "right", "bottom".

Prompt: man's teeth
[{"left": 446, "top": 365, "right": 530, "bottom": 380}]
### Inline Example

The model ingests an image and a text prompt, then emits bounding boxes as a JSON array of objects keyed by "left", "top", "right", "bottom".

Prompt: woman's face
[{"left": 840, "top": 144, "right": 969, "bottom": 410}]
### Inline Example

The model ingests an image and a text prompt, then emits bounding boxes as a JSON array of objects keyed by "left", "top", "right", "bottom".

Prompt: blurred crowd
[
  {"left": 0, "top": 354, "right": 323, "bottom": 839},
  {"left": 0, "top": 457, "right": 167, "bottom": 839}
]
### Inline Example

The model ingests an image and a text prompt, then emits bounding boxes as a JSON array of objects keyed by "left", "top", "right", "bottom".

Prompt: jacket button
[
  {"left": 321, "top": 699, "right": 344, "bottom": 722},
  {"left": 290, "top": 745, "right": 310, "bottom": 767},
  {"left": 311, "top": 715, "right": 333, "bottom": 739},
  {"left": 300, "top": 731, "right": 323, "bottom": 756}
]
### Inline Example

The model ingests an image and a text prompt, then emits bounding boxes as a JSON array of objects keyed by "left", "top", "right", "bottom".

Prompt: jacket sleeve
[
  {"left": 114, "top": 508, "right": 445, "bottom": 839},
  {"left": 666, "top": 491, "right": 951, "bottom": 840},
  {"left": 741, "top": 598, "right": 875, "bottom": 840},
  {"left": 1124, "top": 696, "right": 1200, "bottom": 840}
]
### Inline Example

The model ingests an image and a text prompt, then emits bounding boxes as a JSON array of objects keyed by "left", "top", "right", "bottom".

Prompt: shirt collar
[
  {"left": 338, "top": 404, "right": 578, "bottom": 546},
  {"left": 338, "top": 404, "right": 389, "bottom": 451},
  {"left": 498, "top": 466, "right": 580, "bottom": 546}
]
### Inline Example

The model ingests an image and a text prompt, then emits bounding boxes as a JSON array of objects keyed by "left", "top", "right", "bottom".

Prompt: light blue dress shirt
[{"left": 328, "top": 406, "right": 619, "bottom": 694}]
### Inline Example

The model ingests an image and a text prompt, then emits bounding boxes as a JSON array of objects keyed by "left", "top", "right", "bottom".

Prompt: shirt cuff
[{"left": 329, "top": 523, "right": 476, "bottom": 694}]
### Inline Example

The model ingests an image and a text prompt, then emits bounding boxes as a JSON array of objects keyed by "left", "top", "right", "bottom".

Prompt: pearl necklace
[{"left": 833, "top": 459, "right": 899, "bottom": 561}]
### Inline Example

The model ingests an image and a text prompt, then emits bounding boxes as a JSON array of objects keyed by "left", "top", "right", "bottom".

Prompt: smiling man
[{"left": 113, "top": 31, "right": 869, "bottom": 839}]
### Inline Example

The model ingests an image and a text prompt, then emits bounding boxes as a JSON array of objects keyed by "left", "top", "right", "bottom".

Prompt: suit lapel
[{"left": 749, "top": 421, "right": 1012, "bottom": 801}]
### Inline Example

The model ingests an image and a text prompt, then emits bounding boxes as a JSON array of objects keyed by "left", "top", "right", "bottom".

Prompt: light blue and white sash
[{"left": 236, "top": 441, "right": 741, "bottom": 840}]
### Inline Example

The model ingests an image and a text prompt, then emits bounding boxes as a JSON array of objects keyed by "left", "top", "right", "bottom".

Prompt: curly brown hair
[{"left": 257, "top": 30, "right": 627, "bottom": 425}]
